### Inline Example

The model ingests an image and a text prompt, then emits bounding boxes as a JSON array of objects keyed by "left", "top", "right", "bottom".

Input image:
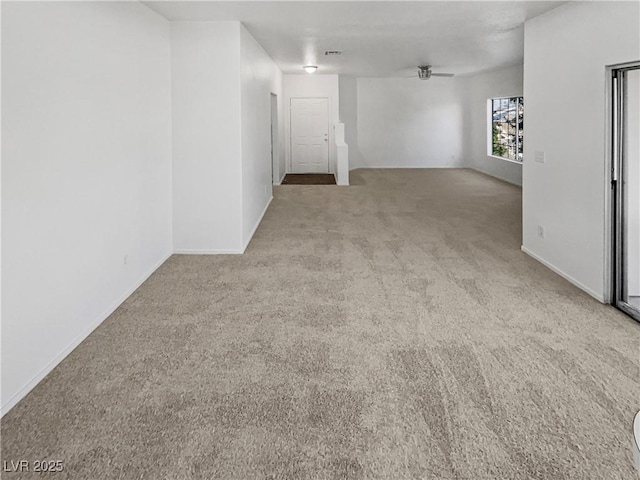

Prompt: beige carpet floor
[{"left": 2, "top": 168, "right": 639, "bottom": 479}]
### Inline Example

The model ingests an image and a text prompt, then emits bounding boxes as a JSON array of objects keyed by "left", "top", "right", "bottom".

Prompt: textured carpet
[
  {"left": 282, "top": 174, "right": 336, "bottom": 185},
  {"left": 2, "top": 168, "right": 639, "bottom": 479}
]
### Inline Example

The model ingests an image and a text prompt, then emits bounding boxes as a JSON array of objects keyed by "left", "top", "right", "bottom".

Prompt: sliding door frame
[{"left": 611, "top": 61, "right": 640, "bottom": 322}]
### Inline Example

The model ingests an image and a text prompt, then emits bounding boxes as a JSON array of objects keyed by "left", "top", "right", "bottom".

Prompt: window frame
[{"left": 487, "top": 96, "right": 524, "bottom": 163}]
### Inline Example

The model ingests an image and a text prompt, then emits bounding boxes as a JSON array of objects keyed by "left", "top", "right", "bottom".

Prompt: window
[{"left": 489, "top": 96, "right": 524, "bottom": 162}]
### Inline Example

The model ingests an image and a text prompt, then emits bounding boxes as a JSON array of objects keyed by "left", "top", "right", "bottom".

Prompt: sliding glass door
[{"left": 613, "top": 64, "right": 640, "bottom": 322}]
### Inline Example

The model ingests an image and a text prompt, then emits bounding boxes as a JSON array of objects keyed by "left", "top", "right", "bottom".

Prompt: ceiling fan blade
[{"left": 430, "top": 73, "right": 455, "bottom": 77}]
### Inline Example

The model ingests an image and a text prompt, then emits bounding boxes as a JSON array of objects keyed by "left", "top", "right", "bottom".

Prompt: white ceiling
[{"left": 144, "top": 1, "right": 567, "bottom": 77}]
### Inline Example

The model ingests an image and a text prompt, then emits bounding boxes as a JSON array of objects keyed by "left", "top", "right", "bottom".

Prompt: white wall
[
  {"left": 357, "top": 77, "right": 465, "bottom": 168},
  {"left": 522, "top": 1, "right": 640, "bottom": 301},
  {"left": 1, "top": 2, "right": 172, "bottom": 413},
  {"left": 171, "top": 22, "right": 283, "bottom": 252},
  {"left": 283, "top": 74, "right": 340, "bottom": 173},
  {"left": 461, "top": 64, "right": 524, "bottom": 186},
  {"left": 339, "top": 75, "right": 362, "bottom": 169},
  {"left": 240, "top": 25, "right": 283, "bottom": 247},
  {"left": 171, "top": 22, "right": 243, "bottom": 253}
]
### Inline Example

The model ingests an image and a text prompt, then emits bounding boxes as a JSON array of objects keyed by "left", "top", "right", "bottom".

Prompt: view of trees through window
[{"left": 491, "top": 97, "right": 523, "bottom": 161}]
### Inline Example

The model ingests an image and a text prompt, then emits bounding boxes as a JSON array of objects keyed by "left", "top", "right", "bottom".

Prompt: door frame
[
  {"left": 609, "top": 61, "right": 640, "bottom": 322},
  {"left": 288, "top": 97, "right": 331, "bottom": 174},
  {"left": 270, "top": 92, "right": 279, "bottom": 185}
]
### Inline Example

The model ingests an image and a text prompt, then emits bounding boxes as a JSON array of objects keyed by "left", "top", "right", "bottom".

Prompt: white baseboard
[
  {"left": 521, "top": 246, "right": 605, "bottom": 303},
  {"left": 3, "top": 192, "right": 271, "bottom": 417},
  {"left": 174, "top": 249, "right": 244, "bottom": 255},
  {"left": 354, "top": 165, "right": 465, "bottom": 169},
  {"left": 242, "top": 196, "right": 273, "bottom": 252},
  {"left": 1, "top": 251, "right": 173, "bottom": 417},
  {"left": 470, "top": 166, "right": 522, "bottom": 187},
  {"left": 275, "top": 172, "right": 286, "bottom": 185},
  {"left": 174, "top": 197, "right": 273, "bottom": 255}
]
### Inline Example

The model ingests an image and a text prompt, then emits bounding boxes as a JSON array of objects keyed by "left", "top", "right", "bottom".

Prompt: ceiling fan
[{"left": 412, "top": 65, "right": 455, "bottom": 80}]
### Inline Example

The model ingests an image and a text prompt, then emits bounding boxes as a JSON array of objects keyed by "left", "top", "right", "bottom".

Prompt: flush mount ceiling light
[{"left": 303, "top": 65, "right": 318, "bottom": 73}]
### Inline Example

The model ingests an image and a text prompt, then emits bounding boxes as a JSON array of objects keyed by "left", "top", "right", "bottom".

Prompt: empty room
[{"left": 2, "top": 0, "right": 640, "bottom": 478}]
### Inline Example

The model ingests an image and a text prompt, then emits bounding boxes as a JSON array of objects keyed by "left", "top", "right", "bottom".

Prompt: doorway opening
[
  {"left": 270, "top": 93, "right": 279, "bottom": 185},
  {"left": 611, "top": 62, "right": 640, "bottom": 322}
]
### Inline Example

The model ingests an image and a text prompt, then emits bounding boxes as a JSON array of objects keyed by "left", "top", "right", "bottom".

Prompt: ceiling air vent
[{"left": 324, "top": 51, "right": 342, "bottom": 56}]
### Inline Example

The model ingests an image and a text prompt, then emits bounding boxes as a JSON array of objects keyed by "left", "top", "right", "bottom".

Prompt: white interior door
[{"left": 290, "top": 98, "right": 329, "bottom": 173}]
